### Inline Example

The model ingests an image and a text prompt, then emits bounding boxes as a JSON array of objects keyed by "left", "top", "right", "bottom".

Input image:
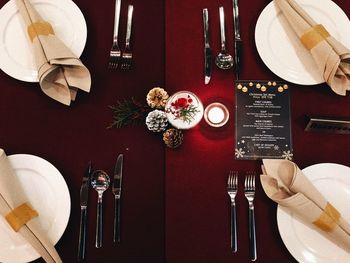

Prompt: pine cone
[
  {"left": 146, "top": 110, "right": 168, "bottom": 132},
  {"left": 146, "top": 87, "right": 169, "bottom": 109},
  {"left": 163, "top": 128, "right": 184, "bottom": 148}
]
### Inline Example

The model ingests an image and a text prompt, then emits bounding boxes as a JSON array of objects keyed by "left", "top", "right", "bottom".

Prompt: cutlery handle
[
  {"left": 113, "top": 196, "right": 121, "bottom": 242},
  {"left": 219, "top": 6, "right": 226, "bottom": 52},
  {"left": 231, "top": 203, "right": 237, "bottom": 253},
  {"left": 232, "top": 0, "right": 241, "bottom": 39},
  {"left": 96, "top": 197, "right": 103, "bottom": 248},
  {"left": 125, "top": 5, "right": 134, "bottom": 48},
  {"left": 113, "top": 0, "right": 121, "bottom": 42},
  {"left": 203, "top": 8, "right": 210, "bottom": 47},
  {"left": 248, "top": 207, "right": 257, "bottom": 261},
  {"left": 77, "top": 207, "right": 87, "bottom": 261}
]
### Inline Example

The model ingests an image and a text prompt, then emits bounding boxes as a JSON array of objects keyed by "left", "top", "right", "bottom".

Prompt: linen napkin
[
  {"left": 16, "top": 0, "right": 91, "bottom": 105},
  {"left": 261, "top": 159, "right": 350, "bottom": 253},
  {"left": 0, "top": 149, "right": 62, "bottom": 262},
  {"left": 274, "top": 0, "right": 350, "bottom": 95}
]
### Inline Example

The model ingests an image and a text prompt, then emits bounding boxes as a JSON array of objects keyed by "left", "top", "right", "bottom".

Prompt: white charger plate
[
  {"left": 277, "top": 163, "right": 350, "bottom": 263},
  {"left": 0, "top": 0, "right": 87, "bottom": 82},
  {"left": 0, "top": 154, "right": 70, "bottom": 263},
  {"left": 255, "top": 0, "right": 350, "bottom": 85}
]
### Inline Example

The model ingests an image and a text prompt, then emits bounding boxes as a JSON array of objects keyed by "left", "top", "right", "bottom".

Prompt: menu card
[{"left": 235, "top": 81, "right": 293, "bottom": 160}]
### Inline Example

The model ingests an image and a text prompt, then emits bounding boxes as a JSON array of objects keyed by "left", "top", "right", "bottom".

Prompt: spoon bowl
[
  {"left": 91, "top": 170, "right": 110, "bottom": 248},
  {"left": 216, "top": 6, "right": 234, "bottom": 70},
  {"left": 215, "top": 53, "right": 234, "bottom": 70}
]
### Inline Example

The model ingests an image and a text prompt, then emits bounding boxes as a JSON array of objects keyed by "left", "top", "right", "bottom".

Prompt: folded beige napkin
[
  {"left": 261, "top": 159, "right": 350, "bottom": 253},
  {"left": 16, "top": 0, "right": 91, "bottom": 105},
  {"left": 0, "top": 149, "right": 62, "bottom": 262},
  {"left": 274, "top": 0, "right": 350, "bottom": 95}
]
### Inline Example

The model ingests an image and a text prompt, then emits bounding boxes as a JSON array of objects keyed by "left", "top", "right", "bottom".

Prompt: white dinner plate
[
  {"left": 255, "top": 0, "right": 350, "bottom": 85},
  {"left": 0, "top": 0, "right": 87, "bottom": 82},
  {"left": 0, "top": 154, "right": 71, "bottom": 263},
  {"left": 277, "top": 163, "right": 350, "bottom": 263}
]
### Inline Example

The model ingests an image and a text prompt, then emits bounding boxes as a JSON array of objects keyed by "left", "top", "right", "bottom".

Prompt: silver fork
[
  {"left": 121, "top": 5, "right": 134, "bottom": 70},
  {"left": 244, "top": 172, "right": 257, "bottom": 261},
  {"left": 227, "top": 171, "right": 238, "bottom": 253},
  {"left": 108, "top": 0, "right": 122, "bottom": 69}
]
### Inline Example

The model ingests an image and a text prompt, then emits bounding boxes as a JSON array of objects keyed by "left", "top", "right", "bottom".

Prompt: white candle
[
  {"left": 208, "top": 106, "right": 225, "bottom": 124},
  {"left": 204, "top": 102, "right": 229, "bottom": 127}
]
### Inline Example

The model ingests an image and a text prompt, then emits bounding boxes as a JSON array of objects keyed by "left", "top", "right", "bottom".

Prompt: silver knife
[
  {"left": 203, "top": 8, "right": 212, "bottom": 85},
  {"left": 78, "top": 162, "right": 92, "bottom": 261},
  {"left": 232, "top": 0, "right": 242, "bottom": 80},
  {"left": 112, "top": 154, "right": 123, "bottom": 243}
]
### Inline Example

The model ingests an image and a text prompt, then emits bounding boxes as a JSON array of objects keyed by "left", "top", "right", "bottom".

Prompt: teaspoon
[
  {"left": 215, "top": 6, "right": 234, "bottom": 70},
  {"left": 91, "top": 170, "right": 110, "bottom": 248}
]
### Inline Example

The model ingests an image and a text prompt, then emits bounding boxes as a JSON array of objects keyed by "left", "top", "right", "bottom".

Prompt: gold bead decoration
[
  {"left": 249, "top": 82, "right": 254, "bottom": 87},
  {"left": 278, "top": 86, "right": 284, "bottom": 92},
  {"left": 283, "top": 84, "right": 289, "bottom": 89},
  {"left": 242, "top": 86, "right": 248, "bottom": 92},
  {"left": 268, "top": 81, "right": 272, "bottom": 86},
  {"left": 237, "top": 84, "right": 243, "bottom": 89},
  {"left": 256, "top": 83, "right": 261, "bottom": 89},
  {"left": 261, "top": 86, "right": 267, "bottom": 92},
  {"left": 272, "top": 81, "right": 277, "bottom": 86}
]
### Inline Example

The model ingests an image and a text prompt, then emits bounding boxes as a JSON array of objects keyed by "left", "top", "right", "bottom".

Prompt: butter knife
[
  {"left": 232, "top": 0, "right": 242, "bottom": 79},
  {"left": 78, "top": 162, "right": 92, "bottom": 261},
  {"left": 203, "top": 8, "right": 212, "bottom": 85},
  {"left": 113, "top": 154, "right": 123, "bottom": 242}
]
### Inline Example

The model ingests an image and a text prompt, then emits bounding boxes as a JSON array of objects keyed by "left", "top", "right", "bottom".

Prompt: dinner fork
[
  {"left": 121, "top": 5, "right": 134, "bottom": 70},
  {"left": 227, "top": 171, "right": 238, "bottom": 253},
  {"left": 244, "top": 172, "right": 257, "bottom": 261},
  {"left": 108, "top": 0, "right": 122, "bottom": 69}
]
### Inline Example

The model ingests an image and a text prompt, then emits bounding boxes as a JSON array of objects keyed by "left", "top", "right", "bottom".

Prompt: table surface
[{"left": 1, "top": 0, "right": 350, "bottom": 262}]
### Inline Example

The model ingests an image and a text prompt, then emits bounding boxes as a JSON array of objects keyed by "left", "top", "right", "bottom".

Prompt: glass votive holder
[
  {"left": 204, "top": 102, "right": 229, "bottom": 127},
  {"left": 165, "top": 91, "right": 204, "bottom": 129}
]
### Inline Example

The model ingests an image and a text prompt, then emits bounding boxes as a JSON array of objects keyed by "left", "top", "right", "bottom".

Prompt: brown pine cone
[{"left": 163, "top": 128, "right": 184, "bottom": 148}]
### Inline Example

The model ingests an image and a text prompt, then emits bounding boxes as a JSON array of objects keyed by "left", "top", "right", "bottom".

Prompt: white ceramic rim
[
  {"left": 255, "top": 0, "right": 350, "bottom": 85},
  {"left": 0, "top": 154, "right": 71, "bottom": 263},
  {"left": 0, "top": 0, "right": 87, "bottom": 82},
  {"left": 277, "top": 163, "right": 350, "bottom": 263}
]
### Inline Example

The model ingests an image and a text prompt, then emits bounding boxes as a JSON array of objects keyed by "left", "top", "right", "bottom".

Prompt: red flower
[{"left": 173, "top": 98, "right": 188, "bottom": 108}]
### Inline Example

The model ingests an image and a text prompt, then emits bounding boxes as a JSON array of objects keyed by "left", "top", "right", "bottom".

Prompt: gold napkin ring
[
  {"left": 5, "top": 203, "right": 38, "bottom": 232},
  {"left": 27, "top": 21, "right": 54, "bottom": 42},
  {"left": 300, "top": 24, "right": 330, "bottom": 50},
  {"left": 313, "top": 202, "right": 340, "bottom": 232}
]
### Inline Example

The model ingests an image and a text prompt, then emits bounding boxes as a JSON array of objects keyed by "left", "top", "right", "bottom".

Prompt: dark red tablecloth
[
  {"left": 2, "top": 0, "right": 350, "bottom": 262},
  {"left": 0, "top": 0, "right": 165, "bottom": 262},
  {"left": 165, "top": 0, "right": 350, "bottom": 262}
]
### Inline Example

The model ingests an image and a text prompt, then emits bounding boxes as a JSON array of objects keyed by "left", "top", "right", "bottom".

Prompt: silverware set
[
  {"left": 109, "top": 0, "right": 134, "bottom": 70},
  {"left": 227, "top": 171, "right": 257, "bottom": 261},
  {"left": 77, "top": 155, "right": 124, "bottom": 261},
  {"left": 202, "top": 0, "right": 242, "bottom": 84}
]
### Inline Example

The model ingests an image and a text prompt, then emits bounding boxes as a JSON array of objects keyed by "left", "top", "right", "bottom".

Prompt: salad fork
[
  {"left": 227, "top": 171, "right": 238, "bottom": 253},
  {"left": 108, "top": 0, "right": 122, "bottom": 69},
  {"left": 244, "top": 172, "right": 257, "bottom": 261},
  {"left": 121, "top": 5, "right": 134, "bottom": 70}
]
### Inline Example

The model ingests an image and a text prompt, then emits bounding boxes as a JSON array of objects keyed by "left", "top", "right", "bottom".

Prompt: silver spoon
[
  {"left": 91, "top": 170, "right": 110, "bottom": 248},
  {"left": 215, "top": 6, "right": 234, "bottom": 70}
]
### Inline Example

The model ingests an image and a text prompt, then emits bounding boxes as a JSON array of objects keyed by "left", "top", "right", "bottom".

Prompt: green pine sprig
[{"left": 108, "top": 98, "right": 150, "bottom": 129}]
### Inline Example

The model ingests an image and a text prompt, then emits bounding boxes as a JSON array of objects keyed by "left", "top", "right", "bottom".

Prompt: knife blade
[
  {"left": 232, "top": 0, "right": 242, "bottom": 79},
  {"left": 203, "top": 8, "right": 212, "bottom": 85},
  {"left": 113, "top": 154, "right": 123, "bottom": 242},
  {"left": 78, "top": 161, "right": 92, "bottom": 261}
]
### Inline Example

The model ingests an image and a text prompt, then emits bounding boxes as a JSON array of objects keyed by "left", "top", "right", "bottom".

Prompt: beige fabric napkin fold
[
  {"left": 274, "top": 0, "right": 350, "bottom": 95},
  {"left": 16, "top": 0, "right": 91, "bottom": 105},
  {"left": 261, "top": 159, "right": 350, "bottom": 253},
  {"left": 0, "top": 149, "right": 62, "bottom": 263}
]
